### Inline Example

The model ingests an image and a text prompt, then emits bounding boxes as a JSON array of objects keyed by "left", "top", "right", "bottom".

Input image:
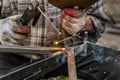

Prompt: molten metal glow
[
  {"left": 54, "top": 41, "right": 59, "bottom": 45},
  {"left": 59, "top": 32, "right": 62, "bottom": 35},
  {"left": 86, "top": 16, "right": 90, "bottom": 20},
  {"left": 61, "top": 48, "right": 66, "bottom": 51}
]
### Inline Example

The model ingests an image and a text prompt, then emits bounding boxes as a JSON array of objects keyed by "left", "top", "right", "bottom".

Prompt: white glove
[
  {"left": 61, "top": 8, "right": 92, "bottom": 35},
  {"left": 0, "top": 15, "right": 30, "bottom": 45}
]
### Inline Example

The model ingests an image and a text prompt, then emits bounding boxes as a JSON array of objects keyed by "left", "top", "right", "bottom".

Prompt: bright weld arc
[
  {"left": 37, "top": 7, "right": 61, "bottom": 34},
  {"left": 62, "top": 48, "right": 66, "bottom": 51},
  {"left": 55, "top": 33, "right": 81, "bottom": 44},
  {"left": 54, "top": 37, "right": 72, "bottom": 45},
  {"left": 54, "top": 41, "right": 59, "bottom": 45}
]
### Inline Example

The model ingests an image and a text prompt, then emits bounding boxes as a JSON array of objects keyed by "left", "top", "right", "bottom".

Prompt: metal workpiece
[
  {"left": 66, "top": 48, "right": 77, "bottom": 80},
  {"left": 0, "top": 43, "right": 119, "bottom": 80},
  {"left": 0, "top": 45, "right": 65, "bottom": 54},
  {"left": 0, "top": 53, "right": 66, "bottom": 80}
]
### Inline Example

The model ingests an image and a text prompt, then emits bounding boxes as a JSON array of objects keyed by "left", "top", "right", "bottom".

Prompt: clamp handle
[{"left": 17, "top": 1, "right": 41, "bottom": 26}]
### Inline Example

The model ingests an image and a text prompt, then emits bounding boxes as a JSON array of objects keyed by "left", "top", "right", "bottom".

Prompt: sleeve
[
  {"left": 0, "top": 0, "right": 12, "bottom": 18},
  {"left": 64, "top": 0, "right": 111, "bottom": 46},
  {"left": 0, "top": 0, "right": 33, "bottom": 18},
  {"left": 86, "top": 0, "right": 111, "bottom": 43},
  {"left": 0, "top": 0, "right": 2, "bottom": 18}
]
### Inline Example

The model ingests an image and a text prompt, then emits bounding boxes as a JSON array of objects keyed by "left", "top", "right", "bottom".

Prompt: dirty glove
[
  {"left": 61, "top": 8, "right": 93, "bottom": 35},
  {"left": 0, "top": 15, "right": 30, "bottom": 45}
]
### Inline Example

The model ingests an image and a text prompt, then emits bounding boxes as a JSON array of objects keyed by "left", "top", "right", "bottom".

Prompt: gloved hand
[
  {"left": 61, "top": 8, "right": 93, "bottom": 35},
  {"left": 0, "top": 15, "right": 30, "bottom": 45}
]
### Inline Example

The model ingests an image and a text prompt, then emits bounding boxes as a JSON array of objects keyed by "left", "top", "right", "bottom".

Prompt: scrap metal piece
[{"left": 48, "top": 0, "right": 99, "bottom": 9}]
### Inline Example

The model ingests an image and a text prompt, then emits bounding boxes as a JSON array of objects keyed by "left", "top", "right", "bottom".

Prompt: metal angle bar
[
  {"left": 66, "top": 48, "right": 77, "bottom": 80},
  {"left": 0, "top": 53, "right": 65, "bottom": 80},
  {"left": 0, "top": 45, "right": 64, "bottom": 54}
]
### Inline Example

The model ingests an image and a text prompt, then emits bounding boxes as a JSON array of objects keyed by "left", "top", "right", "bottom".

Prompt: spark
[
  {"left": 104, "top": 72, "right": 106, "bottom": 74},
  {"left": 110, "top": 12, "right": 113, "bottom": 15},
  {"left": 59, "top": 32, "right": 62, "bottom": 35},
  {"left": 54, "top": 41, "right": 59, "bottom": 45},
  {"left": 91, "top": 50, "right": 94, "bottom": 54},
  {"left": 115, "top": 59, "right": 117, "bottom": 62},
  {"left": 61, "top": 48, "right": 66, "bottom": 51},
  {"left": 86, "top": 16, "right": 90, "bottom": 20},
  {"left": 89, "top": 67, "right": 92, "bottom": 71},
  {"left": 54, "top": 37, "right": 72, "bottom": 45}
]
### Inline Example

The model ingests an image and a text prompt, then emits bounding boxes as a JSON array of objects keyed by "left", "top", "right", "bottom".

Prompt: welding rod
[{"left": 37, "top": 7, "right": 61, "bottom": 34}]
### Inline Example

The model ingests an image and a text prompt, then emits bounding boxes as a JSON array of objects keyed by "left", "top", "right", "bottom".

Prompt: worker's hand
[
  {"left": 0, "top": 15, "right": 30, "bottom": 45},
  {"left": 61, "top": 8, "right": 93, "bottom": 35}
]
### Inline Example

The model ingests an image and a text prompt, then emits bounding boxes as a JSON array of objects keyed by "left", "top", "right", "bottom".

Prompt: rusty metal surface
[
  {"left": 48, "top": 0, "right": 99, "bottom": 9},
  {"left": 66, "top": 48, "right": 77, "bottom": 80}
]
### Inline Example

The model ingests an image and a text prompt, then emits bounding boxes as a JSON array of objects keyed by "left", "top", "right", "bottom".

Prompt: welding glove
[
  {"left": 61, "top": 8, "right": 93, "bottom": 35},
  {"left": 0, "top": 15, "right": 30, "bottom": 45}
]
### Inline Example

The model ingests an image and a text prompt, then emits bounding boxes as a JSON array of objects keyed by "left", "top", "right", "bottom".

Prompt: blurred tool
[{"left": 17, "top": 1, "right": 40, "bottom": 26}]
